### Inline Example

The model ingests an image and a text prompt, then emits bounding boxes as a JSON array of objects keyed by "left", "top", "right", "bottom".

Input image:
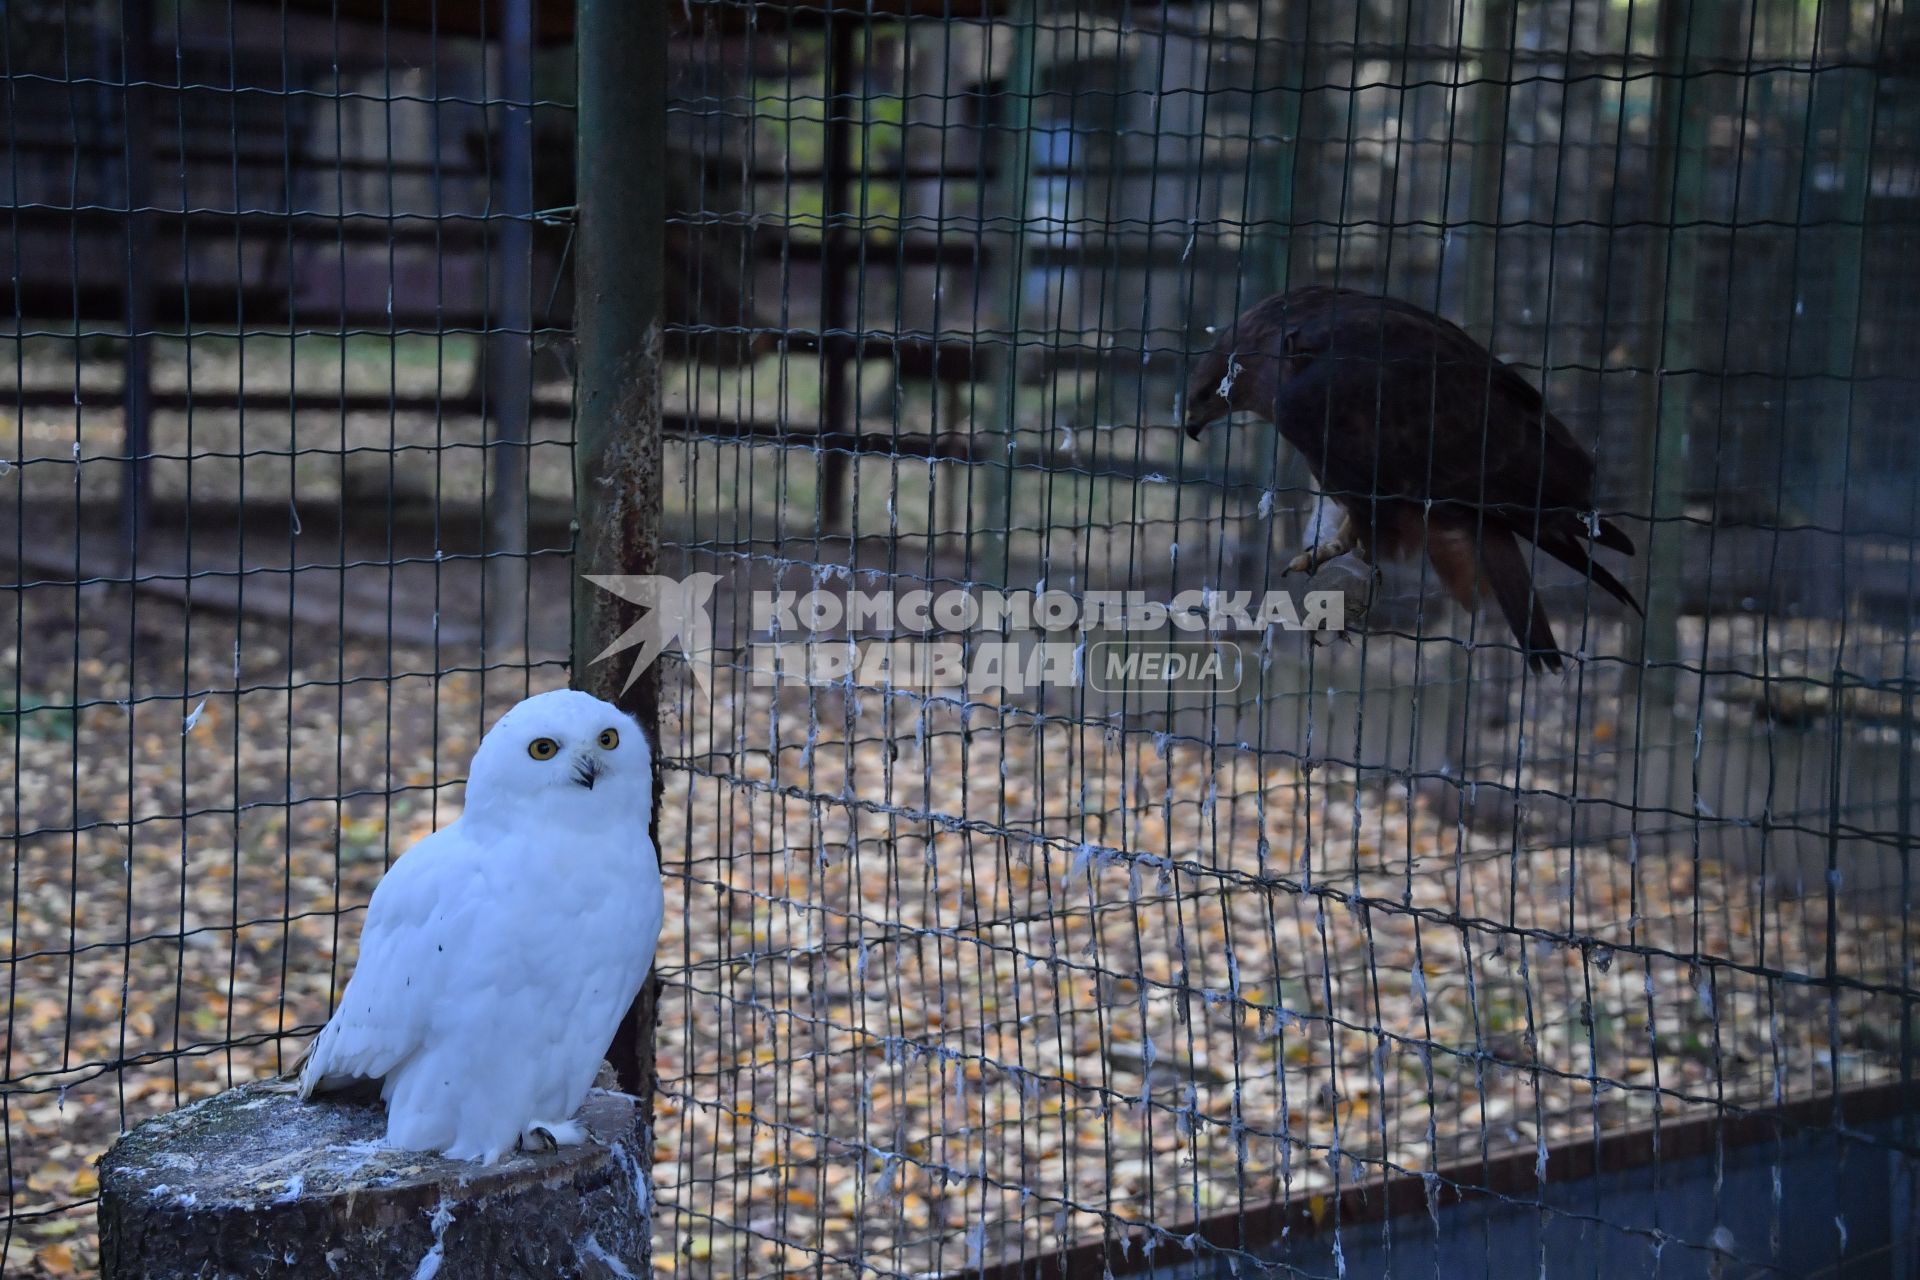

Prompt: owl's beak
[{"left": 571, "top": 755, "right": 601, "bottom": 790}]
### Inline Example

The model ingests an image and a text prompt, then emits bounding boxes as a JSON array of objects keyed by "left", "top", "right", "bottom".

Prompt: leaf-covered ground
[{"left": 1, "top": 584, "right": 1905, "bottom": 1278}]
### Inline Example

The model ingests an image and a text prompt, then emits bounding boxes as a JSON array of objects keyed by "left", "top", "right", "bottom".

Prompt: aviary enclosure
[{"left": 2, "top": 0, "right": 1917, "bottom": 1275}]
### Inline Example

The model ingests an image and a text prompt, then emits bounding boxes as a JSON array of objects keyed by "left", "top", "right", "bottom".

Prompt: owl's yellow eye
[
  {"left": 527, "top": 738, "right": 560, "bottom": 761},
  {"left": 597, "top": 728, "right": 620, "bottom": 750}
]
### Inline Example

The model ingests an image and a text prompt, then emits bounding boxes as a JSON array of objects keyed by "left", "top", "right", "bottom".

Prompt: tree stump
[{"left": 97, "top": 1080, "right": 650, "bottom": 1279}]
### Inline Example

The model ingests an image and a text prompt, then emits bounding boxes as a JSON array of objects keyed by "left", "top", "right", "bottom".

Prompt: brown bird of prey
[{"left": 1183, "top": 286, "right": 1639, "bottom": 671}]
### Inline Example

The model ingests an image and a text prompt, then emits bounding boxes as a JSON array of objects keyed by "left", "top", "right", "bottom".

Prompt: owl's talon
[{"left": 520, "top": 1119, "right": 588, "bottom": 1153}]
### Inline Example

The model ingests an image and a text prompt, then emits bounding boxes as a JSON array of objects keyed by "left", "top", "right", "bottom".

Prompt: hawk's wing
[
  {"left": 1267, "top": 289, "right": 1600, "bottom": 524},
  {"left": 297, "top": 826, "right": 468, "bottom": 1098}
]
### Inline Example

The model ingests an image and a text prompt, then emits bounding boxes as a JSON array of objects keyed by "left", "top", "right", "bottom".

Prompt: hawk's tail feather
[
  {"left": 1593, "top": 516, "right": 1635, "bottom": 557},
  {"left": 1530, "top": 528, "right": 1643, "bottom": 615},
  {"left": 1426, "top": 525, "right": 1564, "bottom": 673},
  {"left": 1478, "top": 532, "right": 1565, "bottom": 674}
]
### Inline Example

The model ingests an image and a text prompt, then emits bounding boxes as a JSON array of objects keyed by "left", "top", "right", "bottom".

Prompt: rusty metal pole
[{"left": 575, "top": 0, "right": 664, "bottom": 1140}]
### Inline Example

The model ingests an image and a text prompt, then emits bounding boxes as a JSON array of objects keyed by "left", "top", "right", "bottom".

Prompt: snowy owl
[{"left": 297, "top": 688, "right": 665, "bottom": 1164}]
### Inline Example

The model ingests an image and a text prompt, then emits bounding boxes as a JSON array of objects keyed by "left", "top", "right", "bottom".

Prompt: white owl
[{"left": 298, "top": 689, "right": 665, "bottom": 1165}]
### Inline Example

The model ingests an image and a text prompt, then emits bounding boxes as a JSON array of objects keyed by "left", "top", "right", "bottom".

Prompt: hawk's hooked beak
[
  {"left": 571, "top": 755, "right": 601, "bottom": 790},
  {"left": 1183, "top": 401, "right": 1223, "bottom": 442}
]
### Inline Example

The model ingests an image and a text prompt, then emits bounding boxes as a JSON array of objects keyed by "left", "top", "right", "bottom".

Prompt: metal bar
[
  {"left": 0, "top": 417, "right": 1283, "bottom": 503},
  {"left": 574, "top": 0, "right": 666, "bottom": 1124},
  {"left": 5, "top": 135, "right": 491, "bottom": 180},
  {"left": 7, "top": 385, "right": 575, "bottom": 417},
  {"left": 259, "top": 0, "right": 1010, "bottom": 38},
  {"left": 1232, "top": 0, "right": 1307, "bottom": 585},
  {"left": 485, "top": 0, "right": 535, "bottom": 647},
  {"left": 975, "top": 0, "right": 1037, "bottom": 585},
  {"left": 7, "top": 280, "right": 526, "bottom": 334},
  {"left": 1282, "top": 19, "right": 1321, "bottom": 289},
  {"left": 1903, "top": 677, "right": 1917, "bottom": 1157},
  {"left": 7, "top": 205, "right": 517, "bottom": 243},
  {"left": 816, "top": 12, "right": 857, "bottom": 532},
  {"left": 1627, "top": 0, "right": 1705, "bottom": 779},
  {"left": 1460, "top": 0, "right": 1512, "bottom": 339},
  {"left": 119, "top": 0, "right": 155, "bottom": 557},
  {"left": 1811, "top": 0, "right": 1873, "bottom": 539},
  {"left": 255, "top": 0, "right": 584, "bottom": 41}
]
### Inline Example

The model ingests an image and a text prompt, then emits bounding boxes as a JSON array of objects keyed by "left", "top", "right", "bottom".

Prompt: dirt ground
[{"left": 1, "top": 570, "right": 1906, "bottom": 1278}]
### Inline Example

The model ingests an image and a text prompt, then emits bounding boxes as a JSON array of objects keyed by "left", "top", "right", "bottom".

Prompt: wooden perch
[{"left": 97, "top": 1080, "right": 649, "bottom": 1279}]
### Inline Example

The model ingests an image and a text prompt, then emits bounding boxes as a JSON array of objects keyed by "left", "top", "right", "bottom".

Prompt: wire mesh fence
[
  {"left": 5, "top": 0, "right": 1920, "bottom": 1276},
  {"left": 653, "top": 0, "right": 1920, "bottom": 1273},
  {"left": 1, "top": 1, "right": 576, "bottom": 1272}
]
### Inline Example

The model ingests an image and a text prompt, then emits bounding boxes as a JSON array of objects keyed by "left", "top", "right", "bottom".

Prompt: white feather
[{"left": 299, "top": 689, "right": 665, "bottom": 1165}]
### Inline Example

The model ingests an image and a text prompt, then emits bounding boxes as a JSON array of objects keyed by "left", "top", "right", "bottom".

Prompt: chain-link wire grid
[
  {"left": 2, "top": 2, "right": 576, "bottom": 1273},
  {"left": 648, "top": 0, "right": 1919, "bottom": 1275}
]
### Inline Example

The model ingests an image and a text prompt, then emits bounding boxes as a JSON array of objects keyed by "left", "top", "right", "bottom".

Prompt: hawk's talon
[
  {"left": 1283, "top": 513, "right": 1359, "bottom": 577},
  {"left": 1283, "top": 540, "right": 1352, "bottom": 577}
]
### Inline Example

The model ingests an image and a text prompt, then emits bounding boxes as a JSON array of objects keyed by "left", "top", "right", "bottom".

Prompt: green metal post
[
  {"left": 1636, "top": 0, "right": 1712, "bottom": 723},
  {"left": 818, "top": 14, "right": 857, "bottom": 534},
  {"left": 977, "top": 0, "right": 1037, "bottom": 587},
  {"left": 574, "top": 0, "right": 666, "bottom": 1134},
  {"left": 1810, "top": 0, "right": 1870, "bottom": 536},
  {"left": 1462, "top": 0, "right": 1513, "bottom": 338},
  {"left": 487, "top": 0, "right": 535, "bottom": 647},
  {"left": 1257, "top": 0, "right": 1304, "bottom": 302},
  {"left": 119, "top": 0, "right": 154, "bottom": 559},
  {"left": 1282, "top": 8, "right": 1319, "bottom": 290},
  {"left": 1242, "top": 0, "right": 1305, "bottom": 519}
]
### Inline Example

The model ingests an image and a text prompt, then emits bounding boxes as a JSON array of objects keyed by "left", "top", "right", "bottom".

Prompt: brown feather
[
  {"left": 1425, "top": 523, "right": 1564, "bottom": 672},
  {"left": 1475, "top": 526, "right": 1564, "bottom": 672}
]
